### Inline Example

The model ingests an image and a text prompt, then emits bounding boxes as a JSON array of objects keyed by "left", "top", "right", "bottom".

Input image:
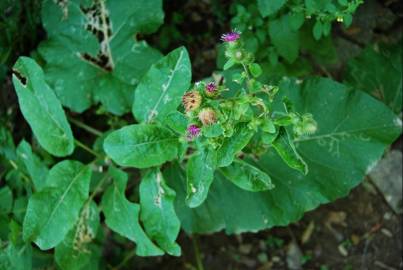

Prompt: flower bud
[
  {"left": 182, "top": 91, "right": 202, "bottom": 112},
  {"left": 198, "top": 108, "right": 217, "bottom": 126},
  {"left": 187, "top": 124, "right": 201, "bottom": 140},
  {"left": 205, "top": 82, "right": 218, "bottom": 98}
]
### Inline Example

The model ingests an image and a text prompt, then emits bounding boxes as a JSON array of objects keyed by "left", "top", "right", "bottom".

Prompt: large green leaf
[
  {"left": 55, "top": 201, "right": 101, "bottom": 270},
  {"left": 38, "top": 0, "right": 163, "bottom": 115},
  {"left": 12, "top": 57, "right": 74, "bottom": 157},
  {"left": 167, "top": 77, "right": 401, "bottom": 234},
  {"left": 269, "top": 14, "right": 299, "bottom": 63},
  {"left": 133, "top": 47, "right": 191, "bottom": 123},
  {"left": 220, "top": 159, "right": 274, "bottom": 192},
  {"left": 23, "top": 160, "right": 92, "bottom": 250},
  {"left": 101, "top": 167, "right": 163, "bottom": 256},
  {"left": 186, "top": 148, "right": 216, "bottom": 208},
  {"left": 257, "top": 0, "right": 287, "bottom": 17},
  {"left": 16, "top": 140, "right": 49, "bottom": 191},
  {"left": 139, "top": 168, "right": 181, "bottom": 256},
  {"left": 344, "top": 41, "right": 402, "bottom": 114},
  {"left": 103, "top": 124, "right": 179, "bottom": 168}
]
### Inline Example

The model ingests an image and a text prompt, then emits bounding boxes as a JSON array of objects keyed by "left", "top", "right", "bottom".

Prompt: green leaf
[
  {"left": 289, "top": 12, "right": 305, "bottom": 31},
  {"left": 103, "top": 124, "right": 179, "bottom": 168},
  {"left": 38, "top": 0, "right": 164, "bottom": 115},
  {"left": 101, "top": 166, "right": 163, "bottom": 256},
  {"left": 0, "top": 221, "right": 32, "bottom": 270},
  {"left": 269, "top": 14, "right": 299, "bottom": 63},
  {"left": 220, "top": 159, "right": 274, "bottom": 192},
  {"left": 0, "top": 125, "right": 16, "bottom": 161},
  {"left": 223, "top": 59, "right": 236, "bottom": 70},
  {"left": 216, "top": 124, "right": 254, "bottom": 167},
  {"left": 133, "top": 47, "right": 191, "bottom": 123},
  {"left": 344, "top": 42, "right": 402, "bottom": 114},
  {"left": 186, "top": 148, "right": 216, "bottom": 208},
  {"left": 272, "top": 127, "right": 308, "bottom": 175},
  {"left": 12, "top": 57, "right": 74, "bottom": 157},
  {"left": 0, "top": 187, "right": 12, "bottom": 215},
  {"left": 257, "top": 0, "right": 287, "bottom": 17},
  {"left": 164, "top": 111, "right": 188, "bottom": 134},
  {"left": 55, "top": 201, "right": 101, "bottom": 270},
  {"left": 313, "top": 20, "right": 323, "bottom": 40},
  {"left": 249, "top": 63, "right": 262, "bottom": 78},
  {"left": 16, "top": 140, "right": 49, "bottom": 191},
  {"left": 23, "top": 160, "right": 92, "bottom": 250},
  {"left": 167, "top": 77, "right": 401, "bottom": 234},
  {"left": 139, "top": 168, "right": 181, "bottom": 256}
]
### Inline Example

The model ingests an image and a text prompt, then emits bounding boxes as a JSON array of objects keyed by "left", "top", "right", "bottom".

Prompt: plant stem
[
  {"left": 192, "top": 235, "right": 204, "bottom": 270},
  {"left": 74, "top": 139, "right": 103, "bottom": 159},
  {"left": 87, "top": 174, "right": 110, "bottom": 203},
  {"left": 113, "top": 249, "right": 136, "bottom": 270},
  {"left": 69, "top": 117, "right": 103, "bottom": 137}
]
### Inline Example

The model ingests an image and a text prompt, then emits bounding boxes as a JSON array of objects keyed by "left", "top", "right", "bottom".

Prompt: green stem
[
  {"left": 192, "top": 235, "right": 204, "bottom": 270},
  {"left": 113, "top": 249, "right": 136, "bottom": 270},
  {"left": 87, "top": 174, "right": 110, "bottom": 204},
  {"left": 74, "top": 139, "right": 103, "bottom": 159},
  {"left": 69, "top": 117, "right": 103, "bottom": 137}
]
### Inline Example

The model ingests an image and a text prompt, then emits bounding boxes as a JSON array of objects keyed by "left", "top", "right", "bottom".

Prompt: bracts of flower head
[
  {"left": 198, "top": 108, "right": 217, "bottom": 126},
  {"left": 182, "top": 90, "right": 202, "bottom": 112},
  {"left": 205, "top": 82, "right": 219, "bottom": 98},
  {"left": 187, "top": 124, "right": 201, "bottom": 140}
]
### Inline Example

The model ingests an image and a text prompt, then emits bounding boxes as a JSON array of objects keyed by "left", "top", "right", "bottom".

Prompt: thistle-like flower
[
  {"left": 187, "top": 124, "right": 201, "bottom": 139},
  {"left": 221, "top": 30, "right": 241, "bottom": 42},
  {"left": 182, "top": 91, "right": 202, "bottom": 112},
  {"left": 198, "top": 108, "right": 217, "bottom": 126},
  {"left": 205, "top": 82, "right": 218, "bottom": 97}
]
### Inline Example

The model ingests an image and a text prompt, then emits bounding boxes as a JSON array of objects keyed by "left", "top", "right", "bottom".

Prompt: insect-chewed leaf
[
  {"left": 103, "top": 124, "right": 179, "bottom": 169},
  {"left": 55, "top": 201, "right": 101, "bottom": 270},
  {"left": 133, "top": 47, "right": 191, "bottom": 123},
  {"left": 38, "top": 0, "right": 164, "bottom": 115},
  {"left": 101, "top": 166, "right": 164, "bottom": 256},
  {"left": 140, "top": 168, "right": 181, "bottom": 256},
  {"left": 12, "top": 57, "right": 74, "bottom": 157},
  {"left": 22, "top": 160, "right": 92, "bottom": 250}
]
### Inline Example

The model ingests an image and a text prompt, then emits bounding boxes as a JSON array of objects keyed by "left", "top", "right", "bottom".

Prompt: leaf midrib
[{"left": 39, "top": 165, "right": 88, "bottom": 238}]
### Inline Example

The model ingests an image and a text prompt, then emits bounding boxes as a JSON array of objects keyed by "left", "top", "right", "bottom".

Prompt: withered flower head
[
  {"left": 198, "top": 108, "right": 217, "bottom": 126},
  {"left": 182, "top": 91, "right": 202, "bottom": 112}
]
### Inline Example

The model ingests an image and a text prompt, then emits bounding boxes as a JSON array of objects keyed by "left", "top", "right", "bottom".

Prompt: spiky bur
[
  {"left": 198, "top": 108, "right": 217, "bottom": 126},
  {"left": 182, "top": 91, "right": 202, "bottom": 112}
]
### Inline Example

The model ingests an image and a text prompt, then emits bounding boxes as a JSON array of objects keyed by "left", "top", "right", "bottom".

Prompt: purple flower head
[
  {"left": 221, "top": 30, "right": 241, "bottom": 42},
  {"left": 205, "top": 82, "right": 217, "bottom": 93},
  {"left": 187, "top": 124, "right": 201, "bottom": 139}
]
